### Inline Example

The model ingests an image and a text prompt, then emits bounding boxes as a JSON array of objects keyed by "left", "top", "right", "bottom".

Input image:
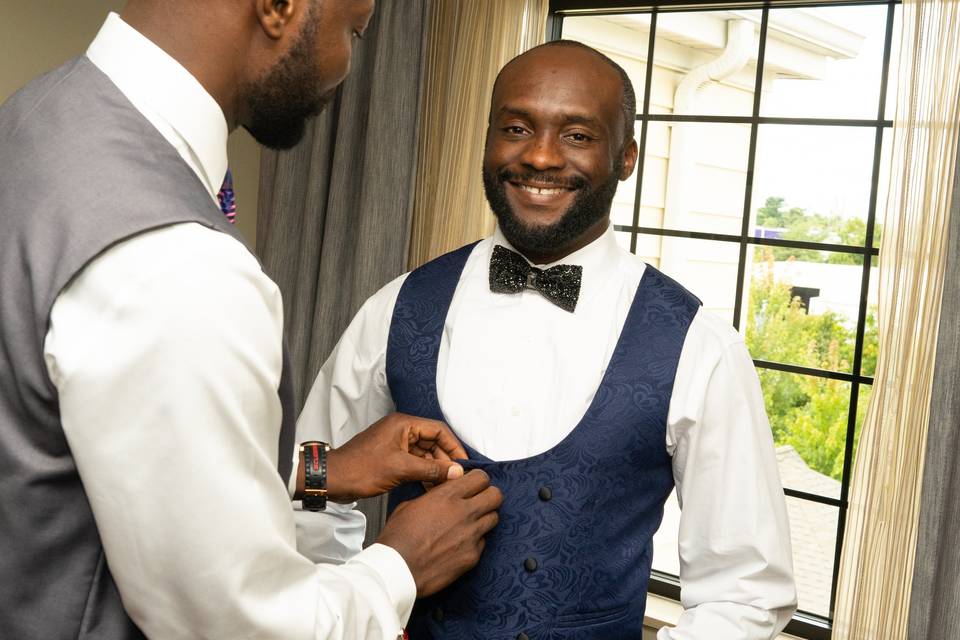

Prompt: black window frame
[{"left": 547, "top": 1, "right": 898, "bottom": 638}]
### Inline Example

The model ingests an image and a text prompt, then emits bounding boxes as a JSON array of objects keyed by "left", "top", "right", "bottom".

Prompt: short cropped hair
[{"left": 495, "top": 40, "right": 637, "bottom": 146}]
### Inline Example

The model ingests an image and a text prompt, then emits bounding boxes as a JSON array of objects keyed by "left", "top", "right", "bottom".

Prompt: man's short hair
[{"left": 501, "top": 40, "right": 637, "bottom": 147}]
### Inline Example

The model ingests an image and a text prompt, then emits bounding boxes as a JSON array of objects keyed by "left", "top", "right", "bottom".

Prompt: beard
[
  {"left": 240, "top": 3, "right": 335, "bottom": 150},
  {"left": 482, "top": 159, "right": 622, "bottom": 257}
]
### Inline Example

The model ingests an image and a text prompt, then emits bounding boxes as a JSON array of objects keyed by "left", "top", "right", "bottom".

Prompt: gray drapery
[
  {"left": 908, "top": 135, "right": 960, "bottom": 638},
  {"left": 256, "top": 0, "right": 429, "bottom": 544}
]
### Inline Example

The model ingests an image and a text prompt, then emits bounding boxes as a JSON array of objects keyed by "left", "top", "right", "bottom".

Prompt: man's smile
[{"left": 506, "top": 180, "right": 577, "bottom": 208}]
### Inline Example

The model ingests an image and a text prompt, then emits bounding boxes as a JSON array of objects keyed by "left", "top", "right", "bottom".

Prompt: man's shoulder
[
  {"left": 680, "top": 307, "right": 749, "bottom": 377},
  {"left": 350, "top": 273, "right": 411, "bottom": 335},
  {"left": 0, "top": 58, "right": 86, "bottom": 138}
]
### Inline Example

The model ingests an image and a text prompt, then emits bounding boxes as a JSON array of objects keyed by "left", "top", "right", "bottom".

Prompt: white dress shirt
[
  {"left": 43, "top": 13, "right": 414, "bottom": 639},
  {"left": 297, "top": 226, "right": 798, "bottom": 639}
]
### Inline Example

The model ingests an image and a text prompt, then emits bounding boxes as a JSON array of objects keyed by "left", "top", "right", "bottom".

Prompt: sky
[{"left": 755, "top": 4, "right": 898, "bottom": 223}]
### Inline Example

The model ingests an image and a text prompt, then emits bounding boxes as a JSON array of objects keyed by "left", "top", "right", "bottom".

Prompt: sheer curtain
[
  {"left": 407, "top": 0, "right": 549, "bottom": 269},
  {"left": 832, "top": 1, "right": 960, "bottom": 637}
]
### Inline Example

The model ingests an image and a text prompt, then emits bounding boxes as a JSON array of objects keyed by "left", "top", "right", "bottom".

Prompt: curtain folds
[
  {"left": 832, "top": 1, "right": 960, "bottom": 637},
  {"left": 407, "top": 0, "right": 549, "bottom": 269},
  {"left": 908, "top": 127, "right": 960, "bottom": 639},
  {"left": 256, "top": 0, "right": 430, "bottom": 408},
  {"left": 255, "top": 0, "right": 431, "bottom": 544}
]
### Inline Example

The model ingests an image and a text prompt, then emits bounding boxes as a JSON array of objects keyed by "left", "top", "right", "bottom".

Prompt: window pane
[
  {"left": 854, "top": 383, "right": 872, "bottom": 467},
  {"left": 611, "top": 121, "right": 644, "bottom": 228},
  {"left": 654, "top": 486, "right": 843, "bottom": 619},
  {"left": 784, "top": 496, "right": 839, "bottom": 618},
  {"left": 650, "top": 10, "right": 761, "bottom": 117},
  {"left": 652, "top": 488, "right": 681, "bottom": 578},
  {"left": 614, "top": 229, "right": 634, "bottom": 253},
  {"left": 751, "top": 125, "right": 876, "bottom": 247},
  {"left": 760, "top": 5, "right": 889, "bottom": 120},
  {"left": 642, "top": 235, "right": 740, "bottom": 325},
  {"left": 760, "top": 368, "right": 851, "bottom": 485},
  {"left": 561, "top": 14, "right": 651, "bottom": 109},
  {"left": 862, "top": 267, "right": 879, "bottom": 378},
  {"left": 884, "top": 5, "right": 902, "bottom": 120},
  {"left": 873, "top": 127, "right": 892, "bottom": 250},
  {"left": 635, "top": 121, "right": 751, "bottom": 235},
  {"left": 745, "top": 246, "right": 865, "bottom": 373}
]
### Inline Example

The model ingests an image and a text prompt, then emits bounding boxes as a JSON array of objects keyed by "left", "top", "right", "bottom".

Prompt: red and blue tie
[{"left": 217, "top": 169, "right": 236, "bottom": 224}]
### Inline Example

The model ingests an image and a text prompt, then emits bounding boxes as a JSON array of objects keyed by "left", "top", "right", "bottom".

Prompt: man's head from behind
[
  {"left": 483, "top": 41, "right": 638, "bottom": 263},
  {"left": 121, "top": 0, "right": 375, "bottom": 150}
]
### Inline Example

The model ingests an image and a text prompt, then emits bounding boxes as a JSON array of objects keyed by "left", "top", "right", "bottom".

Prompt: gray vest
[{"left": 0, "top": 57, "right": 296, "bottom": 638}]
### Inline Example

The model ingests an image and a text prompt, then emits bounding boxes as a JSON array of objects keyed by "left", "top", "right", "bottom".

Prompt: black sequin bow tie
[{"left": 488, "top": 245, "right": 583, "bottom": 313}]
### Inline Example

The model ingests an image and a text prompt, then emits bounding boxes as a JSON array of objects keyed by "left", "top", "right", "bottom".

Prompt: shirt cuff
[
  {"left": 287, "top": 448, "right": 299, "bottom": 499},
  {"left": 347, "top": 543, "right": 417, "bottom": 625}
]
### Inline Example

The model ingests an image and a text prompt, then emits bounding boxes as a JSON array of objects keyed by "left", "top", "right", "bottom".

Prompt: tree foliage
[
  {"left": 746, "top": 247, "right": 877, "bottom": 480},
  {"left": 755, "top": 196, "right": 880, "bottom": 265}
]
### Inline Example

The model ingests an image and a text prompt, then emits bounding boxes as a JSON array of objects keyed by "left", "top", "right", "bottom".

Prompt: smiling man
[
  {"left": 0, "top": 1, "right": 503, "bottom": 638},
  {"left": 298, "top": 41, "right": 797, "bottom": 639}
]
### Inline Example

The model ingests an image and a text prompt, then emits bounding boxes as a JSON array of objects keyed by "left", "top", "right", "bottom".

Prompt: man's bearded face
[{"left": 241, "top": 4, "right": 334, "bottom": 150}]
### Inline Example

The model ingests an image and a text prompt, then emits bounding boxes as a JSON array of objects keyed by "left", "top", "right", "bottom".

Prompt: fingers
[
  {"left": 399, "top": 415, "right": 468, "bottom": 461},
  {"left": 400, "top": 454, "right": 464, "bottom": 485},
  {"left": 468, "top": 485, "right": 503, "bottom": 518},
  {"left": 433, "top": 468, "right": 492, "bottom": 498},
  {"left": 426, "top": 424, "right": 469, "bottom": 461},
  {"left": 474, "top": 510, "right": 499, "bottom": 537}
]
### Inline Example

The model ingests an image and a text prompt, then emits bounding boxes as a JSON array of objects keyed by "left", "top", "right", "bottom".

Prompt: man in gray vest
[{"left": 0, "top": 1, "right": 501, "bottom": 638}]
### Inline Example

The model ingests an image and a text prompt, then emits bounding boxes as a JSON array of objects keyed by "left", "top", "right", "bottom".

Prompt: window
[{"left": 549, "top": 1, "right": 899, "bottom": 637}]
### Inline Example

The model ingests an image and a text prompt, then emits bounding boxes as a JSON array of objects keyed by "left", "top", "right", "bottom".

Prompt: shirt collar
[
  {"left": 491, "top": 222, "right": 621, "bottom": 307},
  {"left": 86, "top": 13, "right": 229, "bottom": 199}
]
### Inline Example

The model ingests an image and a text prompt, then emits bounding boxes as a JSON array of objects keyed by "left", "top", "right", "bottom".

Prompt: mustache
[{"left": 497, "top": 169, "right": 588, "bottom": 191}]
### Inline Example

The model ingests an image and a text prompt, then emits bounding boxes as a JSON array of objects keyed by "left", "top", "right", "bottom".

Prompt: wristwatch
[{"left": 301, "top": 441, "right": 330, "bottom": 511}]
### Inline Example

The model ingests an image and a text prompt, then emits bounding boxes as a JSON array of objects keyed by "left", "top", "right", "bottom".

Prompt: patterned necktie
[
  {"left": 489, "top": 244, "right": 583, "bottom": 313},
  {"left": 217, "top": 169, "right": 236, "bottom": 224}
]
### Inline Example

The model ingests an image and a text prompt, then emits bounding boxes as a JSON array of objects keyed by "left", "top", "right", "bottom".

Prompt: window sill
[{"left": 644, "top": 593, "right": 805, "bottom": 640}]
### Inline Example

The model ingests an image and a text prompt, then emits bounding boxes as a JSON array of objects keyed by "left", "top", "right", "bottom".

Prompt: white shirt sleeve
[
  {"left": 659, "top": 311, "right": 798, "bottom": 639},
  {"left": 44, "top": 223, "right": 414, "bottom": 640},
  {"left": 292, "top": 275, "right": 407, "bottom": 564}
]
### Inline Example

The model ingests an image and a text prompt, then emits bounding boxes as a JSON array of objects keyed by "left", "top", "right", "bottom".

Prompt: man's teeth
[{"left": 519, "top": 184, "right": 567, "bottom": 195}]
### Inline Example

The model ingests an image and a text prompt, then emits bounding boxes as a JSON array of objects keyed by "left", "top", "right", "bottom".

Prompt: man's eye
[
  {"left": 504, "top": 126, "right": 527, "bottom": 135},
  {"left": 567, "top": 132, "right": 591, "bottom": 142}
]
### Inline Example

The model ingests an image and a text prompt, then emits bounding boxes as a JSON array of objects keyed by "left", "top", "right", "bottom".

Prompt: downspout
[{"left": 659, "top": 19, "right": 755, "bottom": 279}]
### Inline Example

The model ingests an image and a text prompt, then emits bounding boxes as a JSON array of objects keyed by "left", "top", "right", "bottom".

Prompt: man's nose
[{"left": 520, "top": 133, "right": 564, "bottom": 171}]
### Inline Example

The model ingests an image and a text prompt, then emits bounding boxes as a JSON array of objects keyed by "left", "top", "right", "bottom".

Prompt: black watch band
[{"left": 301, "top": 441, "right": 329, "bottom": 512}]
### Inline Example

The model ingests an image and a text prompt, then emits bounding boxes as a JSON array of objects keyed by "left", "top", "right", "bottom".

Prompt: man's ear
[
  {"left": 254, "top": 0, "right": 297, "bottom": 40},
  {"left": 620, "top": 137, "right": 639, "bottom": 181}
]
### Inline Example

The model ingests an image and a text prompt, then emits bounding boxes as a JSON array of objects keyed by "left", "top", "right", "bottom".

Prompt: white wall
[{"left": 0, "top": 0, "right": 261, "bottom": 245}]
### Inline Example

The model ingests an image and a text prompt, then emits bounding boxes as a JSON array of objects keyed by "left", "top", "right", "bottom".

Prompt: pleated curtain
[
  {"left": 407, "top": 0, "right": 549, "bottom": 269},
  {"left": 832, "top": 1, "right": 960, "bottom": 637}
]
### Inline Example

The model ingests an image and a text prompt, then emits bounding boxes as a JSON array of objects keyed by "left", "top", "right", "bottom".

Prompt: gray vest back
[{"left": 0, "top": 57, "right": 296, "bottom": 638}]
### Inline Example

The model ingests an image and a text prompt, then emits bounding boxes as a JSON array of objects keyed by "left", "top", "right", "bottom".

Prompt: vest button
[
  {"left": 538, "top": 486, "right": 552, "bottom": 501},
  {"left": 517, "top": 634, "right": 530, "bottom": 640},
  {"left": 523, "top": 557, "right": 538, "bottom": 572},
  {"left": 431, "top": 607, "right": 444, "bottom": 622}
]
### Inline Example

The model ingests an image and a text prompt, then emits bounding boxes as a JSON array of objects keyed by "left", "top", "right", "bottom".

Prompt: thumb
[{"left": 402, "top": 454, "right": 464, "bottom": 484}]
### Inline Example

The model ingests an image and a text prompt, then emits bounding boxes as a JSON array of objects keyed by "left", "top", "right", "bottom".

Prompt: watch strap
[{"left": 301, "top": 441, "right": 329, "bottom": 511}]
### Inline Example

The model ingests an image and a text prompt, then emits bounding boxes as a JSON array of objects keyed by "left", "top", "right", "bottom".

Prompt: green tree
[
  {"left": 746, "top": 247, "right": 877, "bottom": 480},
  {"left": 754, "top": 196, "right": 880, "bottom": 265}
]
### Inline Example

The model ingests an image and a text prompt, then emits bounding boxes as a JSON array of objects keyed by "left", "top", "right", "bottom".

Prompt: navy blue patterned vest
[{"left": 386, "top": 242, "right": 700, "bottom": 639}]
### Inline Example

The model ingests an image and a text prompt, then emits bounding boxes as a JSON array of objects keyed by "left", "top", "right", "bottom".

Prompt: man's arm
[
  {"left": 660, "top": 314, "right": 797, "bottom": 639},
  {"left": 45, "top": 225, "right": 498, "bottom": 638},
  {"left": 291, "top": 274, "right": 408, "bottom": 562}
]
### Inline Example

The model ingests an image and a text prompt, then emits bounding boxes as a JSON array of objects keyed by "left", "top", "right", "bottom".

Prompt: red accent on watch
[{"left": 312, "top": 443, "right": 319, "bottom": 471}]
